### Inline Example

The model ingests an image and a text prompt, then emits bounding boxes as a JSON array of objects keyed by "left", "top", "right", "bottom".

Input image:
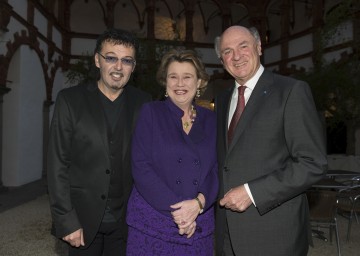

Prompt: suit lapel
[
  {"left": 228, "top": 71, "right": 273, "bottom": 152},
  {"left": 217, "top": 87, "right": 233, "bottom": 152},
  {"left": 84, "top": 82, "right": 110, "bottom": 155}
]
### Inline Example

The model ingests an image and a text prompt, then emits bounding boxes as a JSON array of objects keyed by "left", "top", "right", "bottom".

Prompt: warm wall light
[
  {"left": 195, "top": 99, "right": 215, "bottom": 111},
  {"left": 155, "top": 16, "right": 177, "bottom": 40},
  {"left": 210, "top": 99, "right": 215, "bottom": 110},
  {"left": 154, "top": 16, "right": 185, "bottom": 41}
]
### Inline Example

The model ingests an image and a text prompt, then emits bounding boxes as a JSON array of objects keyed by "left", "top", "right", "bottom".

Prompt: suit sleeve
[
  {"left": 131, "top": 105, "right": 182, "bottom": 216},
  {"left": 199, "top": 161, "right": 219, "bottom": 211},
  {"left": 198, "top": 112, "right": 219, "bottom": 210},
  {"left": 47, "top": 92, "right": 81, "bottom": 238},
  {"left": 248, "top": 81, "right": 327, "bottom": 215}
]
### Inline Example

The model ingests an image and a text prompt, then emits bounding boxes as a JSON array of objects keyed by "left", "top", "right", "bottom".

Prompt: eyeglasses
[{"left": 97, "top": 52, "right": 136, "bottom": 66}]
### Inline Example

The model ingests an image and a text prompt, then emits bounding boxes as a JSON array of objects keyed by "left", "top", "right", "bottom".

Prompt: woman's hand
[
  {"left": 170, "top": 199, "right": 200, "bottom": 238},
  {"left": 179, "top": 221, "right": 197, "bottom": 238},
  {"left": 171, "top": 199, "right": 198, "bottom": 225}
]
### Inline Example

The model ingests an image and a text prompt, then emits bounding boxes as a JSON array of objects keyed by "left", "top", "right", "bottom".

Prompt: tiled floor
[{"left": 0, "top": 179, "right": 359, "bottom": 256}]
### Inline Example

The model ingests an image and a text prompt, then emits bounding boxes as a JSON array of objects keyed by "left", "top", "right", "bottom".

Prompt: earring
[
  {"left": 196, "top": 89, "right": 201, "bottom": 98},
  {"left": 165, "top": 91, "right": 168, "bottom": 97}
]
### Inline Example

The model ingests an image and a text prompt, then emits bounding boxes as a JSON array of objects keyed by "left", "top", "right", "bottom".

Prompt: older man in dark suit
[
  {"left": 214, "top": 25, "right": 327, "bottom": 256},
  {"left": 47, "top": 28, "right": 151, "bottom": 256}
]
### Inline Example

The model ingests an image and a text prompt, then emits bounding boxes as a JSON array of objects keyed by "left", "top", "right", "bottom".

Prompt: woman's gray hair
[{"left": 214, "top": 26, "right": 261, "bottom": 59}]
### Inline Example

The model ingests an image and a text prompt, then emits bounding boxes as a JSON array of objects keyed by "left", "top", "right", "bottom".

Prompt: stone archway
[
  {"left": 0, "top": 30, "right": 61, "bottom": 187},
  {"left": 2, "top": 45, "right": 46, "bottom": 186}
]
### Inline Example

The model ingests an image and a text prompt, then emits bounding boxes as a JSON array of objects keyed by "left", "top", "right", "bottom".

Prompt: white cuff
[{"left": 244, "top": 183, "right": 256, "bottom": 207}]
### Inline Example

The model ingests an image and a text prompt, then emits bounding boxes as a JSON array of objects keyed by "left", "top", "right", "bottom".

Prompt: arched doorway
[{"left": 2, "top": 46, "right": 46, "bottom": 186}]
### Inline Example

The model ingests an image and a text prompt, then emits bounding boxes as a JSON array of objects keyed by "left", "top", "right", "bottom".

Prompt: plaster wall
[
  {"left": 288, "top": 34, "right": 313, "bottom": 58},
  {"left": 263, "top": 45, "right": 281, "bottom": 65},
  {"left": 2, "top": 46, "right": 45, "bottom": 186},
  {"left": 34, "top": 8, "right": 47, "bottom": 36},
  {"left": 8, "top": 0, "right": 27, "bottom": 19},
  {"left": 71, "top": 38, "right": 96, "bottom": 56}
]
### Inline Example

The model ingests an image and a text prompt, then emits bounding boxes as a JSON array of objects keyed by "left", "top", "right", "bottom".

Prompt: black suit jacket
[
  {"left": 215, "top": 70, "right": 327, "bottom": 256},
  {"left": 47, "top": 81, "right": 151, "bottom": 247}
]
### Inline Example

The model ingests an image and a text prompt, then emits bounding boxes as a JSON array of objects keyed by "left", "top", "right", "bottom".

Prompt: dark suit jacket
[
  {"left": 215, "top": 70, "right": 327, "bottom": 256},
  {"left": 47, "top": 81, "right": 151, "bottom": 248}
]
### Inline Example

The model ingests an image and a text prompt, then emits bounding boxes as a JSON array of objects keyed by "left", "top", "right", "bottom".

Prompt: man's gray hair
[
  {"left": 248, "top": 26, "right": 261, "bottom": 43},
  {"left": 214, "top": 26, "right": 261, "bottom": 59},
  {"left": 214, "top": 36, "right": 221, "bottom": 58}
]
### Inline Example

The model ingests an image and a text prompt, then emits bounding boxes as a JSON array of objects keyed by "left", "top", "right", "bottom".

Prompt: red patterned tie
[{"left": 228, "top": 86, "right": 246, "bottom": 144}]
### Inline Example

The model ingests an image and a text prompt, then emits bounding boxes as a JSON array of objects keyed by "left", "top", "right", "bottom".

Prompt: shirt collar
[{"left": 235, "top": 64, "right": 264, "bottom": 91}]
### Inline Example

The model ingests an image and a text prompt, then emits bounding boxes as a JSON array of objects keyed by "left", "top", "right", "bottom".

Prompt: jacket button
[
  {"left": 101, "top": 195, "right": 106, "bottom": 200},
  {"left": 193, "top": 180, "right": 198, "bottom": 185},
  {"left": 178, "top": 158, "right": 182, "bottom": 163},
  {"left": 223, "top": 167, "right": 229, "bottom": 172},
  {"left": 106, "top": 169, "right": 110, "bottom": 174}
]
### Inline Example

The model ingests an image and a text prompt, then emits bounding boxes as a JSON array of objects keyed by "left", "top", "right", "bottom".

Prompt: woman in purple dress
[{"left": 126, "top": 49, "right": 219, "bottom": 255}]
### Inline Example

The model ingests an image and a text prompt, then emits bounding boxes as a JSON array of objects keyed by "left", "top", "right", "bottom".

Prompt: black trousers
[{"left": 68, "top": 221, "right": 126, "bottom": 256}]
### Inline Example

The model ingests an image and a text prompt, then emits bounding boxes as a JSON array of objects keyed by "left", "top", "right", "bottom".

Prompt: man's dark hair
[{"left": 95, "top": 28, "right": 139, "bottom": 56}]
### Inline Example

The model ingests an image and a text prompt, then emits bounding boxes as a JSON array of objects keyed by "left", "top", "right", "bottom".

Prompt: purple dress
[{"left": 126, "top": 99, "right": 218, "bottom": 255}]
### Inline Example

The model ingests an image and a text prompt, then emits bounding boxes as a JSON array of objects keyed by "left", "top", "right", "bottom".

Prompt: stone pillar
[
  {"left": 105, "top": 0, "right": 116, "bottom": 28},
  {"left": 185, "top": 5, "right": 194, "bottom": 42},
  {"left": 279, "top": 0, "right": 291, "bottom": 73},
  {"left": 353, "top": 0, "right": 360, "bottom": 54},
  {"left": 222, "top": 13, "right": 231, "bottom": 32},
  {"left": 146, "top": 0, "right": 155, "bottom": 39},
  {"left": 311, "top": 0, "right": 324, "bottom": 67},
  {"left": 0, "top": 86, "right": 11, "bottom": 192}
]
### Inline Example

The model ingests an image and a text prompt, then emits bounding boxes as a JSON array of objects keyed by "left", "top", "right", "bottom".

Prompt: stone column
[
  {"left": 0, "top": 86, "right": 11, "bottom": 192},
  {"left": 184, "top": 5, "right": 194, "bottom": 42},
  {"left": 146, "top": 0, "right": 155, "bottom": 39},
  {"left": 222, "top": 13, "right": 231, "bottom": 32},
  {"left": 105, "top": 0, "right": 116, "bottom": 28},
  {"left": 311, "top": 0, "right": 324, "bottom": 67},
  {"left": 279, "top": 0, "right": 291, "bottom": 73},
  {"left": 353, "top": 0, "right": 360, "bottom": 54}
]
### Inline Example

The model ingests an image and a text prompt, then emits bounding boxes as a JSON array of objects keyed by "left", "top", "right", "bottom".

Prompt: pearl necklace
[{"left": 183, "top": 105, "right": 196, "bottom": 129}]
